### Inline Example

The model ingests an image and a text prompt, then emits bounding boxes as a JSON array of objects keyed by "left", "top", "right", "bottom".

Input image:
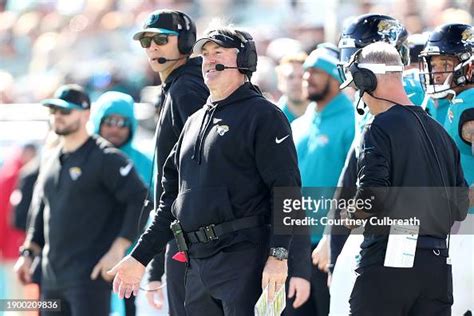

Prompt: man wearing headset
[
  {"left": 132, "top": 9, "right": 209, "bottom": 315},
  {"left": 108, "top": 24, "right": 311, "bottom": 315},
  {"left": 340, "top": 42, "right": 469, "bottom": 316}
]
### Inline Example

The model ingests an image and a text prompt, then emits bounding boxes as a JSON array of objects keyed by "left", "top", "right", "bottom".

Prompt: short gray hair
[
  {"left": 359, "top": 42, "right": 403, "bottom": 67},
  {"left": 359, "top": 42, "right": 403, "bottom": 81}
]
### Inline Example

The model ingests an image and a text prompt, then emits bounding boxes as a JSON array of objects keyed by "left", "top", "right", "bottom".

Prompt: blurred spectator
[
  {"left": 275, "top": 52, "right": 309, "bottom": 122},
  {"left": 0, "top": 144, "right": 37, "bottom": 301},
  {"left": 266, "top": 37, "right": 304, "bottom": 63},
  {"left": 251, "top": 55, "right": 279, "bottom": 102}
]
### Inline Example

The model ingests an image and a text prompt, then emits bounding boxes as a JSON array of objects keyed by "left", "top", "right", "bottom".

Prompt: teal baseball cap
[
  {"left": 304, "top": 44, "right": 343, "bottom": 83},
  {"left": 132, "top": 10, "right": 181, "bottom": 40}
]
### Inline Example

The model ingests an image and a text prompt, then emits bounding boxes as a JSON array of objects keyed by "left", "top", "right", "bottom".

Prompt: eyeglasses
[
  {"left": 49, "top": 107, "right": 72, "bottom": 115},
  {"left": 139, "top": 34, "right": 173, "bottom": 48},
  {"left": 102, "top": 117, "right": 131, "bottom": 129}
]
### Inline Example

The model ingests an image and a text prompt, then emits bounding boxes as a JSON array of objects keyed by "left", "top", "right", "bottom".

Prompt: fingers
[
  {"left": 113, "top": 274, "right": 121, "bottom": 294},
  {"left": 90, "top": 262, "right": 101, "bottom": 280},
  {"left": 287, "top": 281, "right": 295, "bottom": 299},
  {"left": 293, "top": 289, "right": 306, "bottom": 309},
  {"left": 146, "top": 290, "right": 164, "bottom": 310},
  {"left": 107, "top": 263, "right": 118, "bottom": 276},
  {"left": 312, "top": 253, "right": 319, "bottom": 266},
  {"left": 267, "top": 280, "right": 276, "bottom": 302},
  {"left": 261, "top": 272, "right": 269, "bottom": 291}
]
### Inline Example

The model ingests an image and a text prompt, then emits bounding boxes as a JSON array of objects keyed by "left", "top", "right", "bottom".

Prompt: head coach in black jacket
[
  {"left": 339, "top": 42, "right": 469, "bottom": 316},
  {"left": 109, "top": 24, "right": 312, "bottom": 315}
]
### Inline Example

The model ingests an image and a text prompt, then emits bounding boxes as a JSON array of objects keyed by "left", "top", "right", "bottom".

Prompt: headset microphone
[
  {"left": 157, "top": 56, "right": 186, "bottom": 64},
  {"left": 215, "top": 64, "right": 249, "bottom": 71},
  {"left": 355, "top": 91, "right": 366, "bottom": 115}
]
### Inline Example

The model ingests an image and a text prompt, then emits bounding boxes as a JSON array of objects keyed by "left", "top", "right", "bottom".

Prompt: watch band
[{"left": 19, "top": 247, "right": 35, "bottom": 259}]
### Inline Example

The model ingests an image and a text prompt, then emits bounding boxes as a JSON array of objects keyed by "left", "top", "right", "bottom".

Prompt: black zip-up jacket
[
  {"left": 132, "top": 82, "right": 311, "bottom": 279},
  {"left": 354, "top": 105, "right": 469, "bottom": 268},
  {"left": 25, "top": 136, "right": 147, "bottom": 289},
  {"left": 149, "top": 56, "right": 209, "bottom": 281}
]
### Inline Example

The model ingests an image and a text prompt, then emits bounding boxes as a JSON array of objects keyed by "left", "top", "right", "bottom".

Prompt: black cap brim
[{"left": 193, "top": 38, "right": 235, "bottom": 54}]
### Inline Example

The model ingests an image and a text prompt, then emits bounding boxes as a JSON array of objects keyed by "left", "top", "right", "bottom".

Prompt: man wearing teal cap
[{"left": 288, "top": 44, "right": 354, "bottom": 316}]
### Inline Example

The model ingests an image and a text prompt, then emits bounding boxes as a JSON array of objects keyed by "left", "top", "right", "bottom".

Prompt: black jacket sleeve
[
  {"left": 354, "top": 124, "right": 391, "bottom": 212},
  {"left": 101, "top": 149, "right": 148, "bottom": 242},
  {"left": 254, "top": 107, "right": 303, "bottom": 249},
  {"left": 25, "top": 179, "right": 45, "bottom": 248},
  {"left": 131, "top": 141, "right": 180, "bottom": 267}
]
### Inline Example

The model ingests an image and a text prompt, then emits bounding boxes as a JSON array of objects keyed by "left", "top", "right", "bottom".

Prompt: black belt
[
  {"left": 417, "top": 236, "right": 447, "bottom": 249},
  {"left": 186, "top": 216, "right": 266, "bottom": 244}
]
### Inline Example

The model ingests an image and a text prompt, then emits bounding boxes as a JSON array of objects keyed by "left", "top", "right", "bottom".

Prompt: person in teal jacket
[
  {"left": 287, "top": 44, "right": 355, "bottom": 316},
  {"left": 91, "top": 91, "right": 153, "bottom": 316},
  {"left": 91, "top": 91, "right": 153, "bottom": 186}
]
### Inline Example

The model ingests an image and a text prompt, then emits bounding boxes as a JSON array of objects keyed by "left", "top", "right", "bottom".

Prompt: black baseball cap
[
  {"left": 41, "top": 84, "right": 91, "bottom": 110},
  {"left": 133, "top": 10, "right": 182, "bottom": 40},
  {"left": 193, "top": 31, "right": 243, "bottom": 54}
]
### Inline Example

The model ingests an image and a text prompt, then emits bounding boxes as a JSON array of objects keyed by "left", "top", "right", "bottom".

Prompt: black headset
[
  {"left": 347, "top": 49, "right": 378, "bottom": 93},
  {"left": 234, "top": 30, "right": 258, "bottom": 76},
  {"left": 174, "top": 11, "right": 196, "bottom": 55}
]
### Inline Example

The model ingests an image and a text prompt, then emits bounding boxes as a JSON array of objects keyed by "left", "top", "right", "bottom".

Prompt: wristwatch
[
  {"left": 19, "top": 246, "right": 35, "bottom": 259},
  {"left": 269, "top": 247, "right": 288, "bottom": 260}
]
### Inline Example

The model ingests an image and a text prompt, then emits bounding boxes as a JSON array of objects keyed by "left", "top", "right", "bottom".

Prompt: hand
[
  {"left": 91, "top": 247, "right": 124, "bottom": 282},
  {"left": 262, "top": 256, "right": 288, "bottom": 302},
  {"left": 107, "top": 255, "right": 146, "bottom": 299},
  {"left": 145, "top": 281, "right": 165, "bottom": 310},
  {"left": 312, "top": 236, "right": 329, "bottom": 272},
  {"left": 288, "top": 277, "right": 310, "bottom": 308},
  {"left": 340, "top": 209, "right": 361, "bottom": 229},
  {"left": 14, "top": 256, "right": 33, "bottom": 285}
]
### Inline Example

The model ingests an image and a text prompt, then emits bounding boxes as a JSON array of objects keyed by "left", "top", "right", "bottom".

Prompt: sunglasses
[
  {"left": 49, "top": 107, "right": 72, "bottom": 115},
  {"left": 139, "top": 34, "right": 174, "bottom": 48},
  {"left": 102, "top": 117, "right": 131, "bottom": 128}
]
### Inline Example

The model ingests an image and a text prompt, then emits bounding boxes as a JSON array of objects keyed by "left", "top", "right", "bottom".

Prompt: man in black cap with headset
[
  {"left": 109, "top": 24, "right": 311, "bottom": 315},
  {"left": 15, "top": 84, "right": 147, "bottom": 316},
  {"left": 132, "top": 9, "right": 209, "bottom": 314}
]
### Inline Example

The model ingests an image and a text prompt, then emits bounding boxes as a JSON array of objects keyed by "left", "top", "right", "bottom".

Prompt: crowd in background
[{"left": 0, "top": 0, "right": 472, "bottom": 106}]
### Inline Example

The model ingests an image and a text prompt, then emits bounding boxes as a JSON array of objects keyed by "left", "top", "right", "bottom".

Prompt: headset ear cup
[
  {"left": 362, "top": 68, "right": 377, "bottom": 92},
  {"left": 235, "top": 31, "right": 257, "bottom": 76},
  {"left": 177, "top": 12, "right": 196, "bottom": 54},
  {"left": 351, "top": 65, "right": 377, "bottom": 93}
]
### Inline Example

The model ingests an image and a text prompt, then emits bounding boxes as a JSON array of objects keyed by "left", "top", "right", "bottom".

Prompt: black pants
[
  {"left": 284, "top": 247, "right": 330, "bottom": 316},
  {"left": 41, "top": 282, "right": 111, "bottom": 316},
  {"left": 184, "top": 242, "right": 268, "bottom": 316},
  {"left": 166, "top": 239, "right": 187, "bottom": 316},
  {"left": 350, "top": 248, "right": 453, "bottom": 316}
]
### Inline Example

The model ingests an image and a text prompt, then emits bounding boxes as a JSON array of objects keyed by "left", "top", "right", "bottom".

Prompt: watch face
[{"left": 271, "top": 247, "right": 288, "bottom": 259}]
